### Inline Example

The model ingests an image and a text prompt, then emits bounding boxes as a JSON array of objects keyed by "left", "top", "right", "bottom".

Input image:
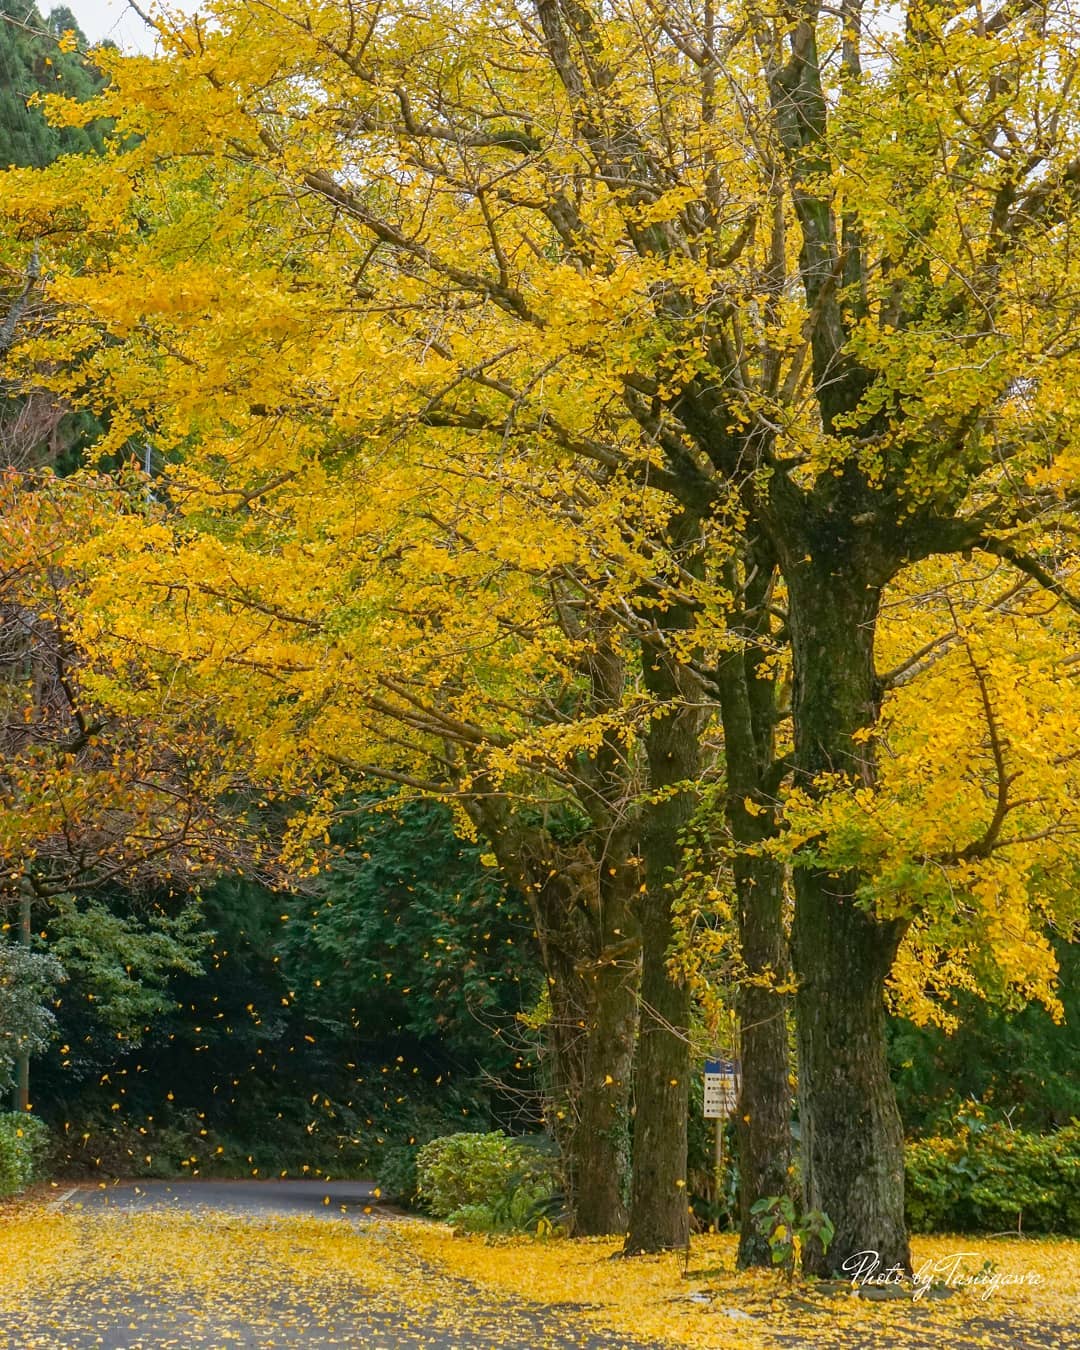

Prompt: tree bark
[
  {"left": 624, "top": 861, "right": 692, "bottom": 1252},
  {"left": 470, "top": 626, "right": 642, "bottom": 1237},
  {"left": 624, "top": 643, "right": 700, "bottom": 1254},
  {"left": 525, "top": 860, "right": 637, "bottom": 1236},
  {"left": 560, "top": 629, "right": 641, "bottom": 1234},
  {"left": 785, "top": 563, "right": 911, "bottom": 1276},
  {"left": 482, "top": 821, "right": 637, "bottom": 1236},
  {"left": 574, "top": 931, "right": 638, "bottom": 1233},
  {"left": 714, "top": 554, "right": 794, "bottom": 1266},
  {"left": 733, "top": 848, "right": 792, "bottom": 1264},
  {"left": 12, "top": 886, "right": 32, "bottom": 1113}
]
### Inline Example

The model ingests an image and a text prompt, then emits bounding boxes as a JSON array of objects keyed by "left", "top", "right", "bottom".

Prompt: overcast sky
[{"left": 66, "top": 0, "right": 198, "bottom": 52}]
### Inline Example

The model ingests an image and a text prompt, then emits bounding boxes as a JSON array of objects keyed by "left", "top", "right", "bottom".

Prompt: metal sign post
[{"left": 703, "top": 1057, "right": 741, "bottom": 1203}]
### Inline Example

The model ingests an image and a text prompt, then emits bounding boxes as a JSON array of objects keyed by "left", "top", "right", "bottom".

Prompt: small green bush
[
  {"left": 441, "top": 1201, "right": 503, "bottom": 1233},
  {"left": 445, "top": 1183, "right": 564, "bottom": 1235},
  {"left": 416, "top": 1131, "right": 518, "bottom": 1216},
  {"left": 0, "top": 1112, "right": 50, "bottom": 1196},
  {"left": 906, "top": 1120, "right": 1080, "bottom": 1234},
  {"left": 415, "top": 1130, "right": 561, "bottom": 1233}
]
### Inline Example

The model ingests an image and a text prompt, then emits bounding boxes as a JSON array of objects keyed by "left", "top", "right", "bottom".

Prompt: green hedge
[
  {"left": 415, "top": 1130, "right": 562, "bottom": 1233},
  {"left": 906, "top": 1121, "right": 1080, "bottom": 1234},
  {"left": 0, "top": 1113, "right": 50, "bottom": 1196}
]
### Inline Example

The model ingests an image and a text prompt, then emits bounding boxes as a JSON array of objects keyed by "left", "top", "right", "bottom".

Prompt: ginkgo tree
[
  {"left": 0, "top": 471, "right": 259, "bottom": 897},
  {"left": 4, "top": 0, "right": 1080, "bottom": 1273},
  {"left": 0, "top": 466, "right": 277, "bottom": 1111},
  {"left": 56, "top": 410, "right": 713, "bottom": 1242},
  {"left": 3, "top": 8, "right": 794, "bottom": 1256},
  {"left": 807, "top": 552, "right": 1080, "bottom": 1032},
  {"left": 2, "top": 54, "right": 739, "bottom": 1243}
]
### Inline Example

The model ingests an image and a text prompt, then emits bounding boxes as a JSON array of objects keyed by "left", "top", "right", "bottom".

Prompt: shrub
[
  {"left": 415, "top": 1130, "right": 561, "bottom": 1232},
  {"left": 0, "top": 946, "right": 63, "bottom": 1094},
  {"left": 906, "top": 1120, "right": 1080, "bottom": 1234},
  {"left": 416, "top": 1131, "right": 517, "bottom": 1217},
  {"left": 0, "top": 1112, "right": 50, "bottom": 1196},
  {"left": 441, "top": 1201, "right": 502, "bottom": 1234},
  {"left": 905, "top": 1136, "right": 959, "bottom": 1233},
  {"left": 448, "top": 1183, "right": 565, "bottom": 1235}
]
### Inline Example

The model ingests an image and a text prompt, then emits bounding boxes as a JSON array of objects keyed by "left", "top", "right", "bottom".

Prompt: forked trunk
[{"left": 532, "top": 868, "right": 638, "bottom": 1237}]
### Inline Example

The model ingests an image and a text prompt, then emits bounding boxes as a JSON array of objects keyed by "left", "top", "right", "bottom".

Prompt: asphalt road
[
  {"left": 6, "top": 1180, "right": 674, "bottom": 1350},
  {"left": 63, "top": 1177, "right": 384, "bottom": 1218}
]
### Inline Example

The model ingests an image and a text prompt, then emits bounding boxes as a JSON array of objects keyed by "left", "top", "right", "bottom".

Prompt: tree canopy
[{"left": 2, "top": 0, "right": 1080, "bottom": 1271}]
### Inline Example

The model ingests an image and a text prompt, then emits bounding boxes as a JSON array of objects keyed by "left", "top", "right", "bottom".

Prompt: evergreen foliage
[
  {"left": 279, "top": 799, "right": 542, "bottom": 1073},
  {"left": 415, "top": 1130, "right": 561, "bottom": 1233},
  {"left": 906, "top": 1119, "right": 1080, "bottom": 1236},
  {"left": 891, "top": 941, "right": 1080, "bottom": 1135},
  {"left": 0, "top": 942, "right": 63, "bottom": 1093},
  {"left": 30, "top": 800, "right": 543, "bottom": 1182},
  {"left": 0, "top": 4, "right": 107, "bottom": 168},
  {"left": 0, "top": 1110, "right": 49, "bottom": 1194},
  {"left": 47, "top": 894, "right": 206, "bottom": 1034}
]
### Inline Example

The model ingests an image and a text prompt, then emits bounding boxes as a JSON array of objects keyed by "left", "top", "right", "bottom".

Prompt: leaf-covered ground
[
  {"left": 407, "top": 1224, "right": 1080, "bottom": 1349},
  {"left": 0, "top": 1199, "right": 663, "bottom": 1349},
  {"left": 1, "top": 1195, "right": 1076, "bottom": 1348}
]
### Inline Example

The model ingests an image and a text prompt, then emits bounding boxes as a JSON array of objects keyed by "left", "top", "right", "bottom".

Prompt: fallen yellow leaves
[
  {"left": 0, "top": 1201, "right": 651, "bottom": 1348},
  {"left": 0, "top": 1199, "right": 1076, "bottom": 1348},
  {"left": 405, "top": 1222, "right": 1080, "bottom": 1349}
]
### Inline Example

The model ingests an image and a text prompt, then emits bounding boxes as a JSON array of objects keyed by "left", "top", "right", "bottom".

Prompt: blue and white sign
[{"left": 703, "top": 1057, "right": 741, "bottom": 1119}]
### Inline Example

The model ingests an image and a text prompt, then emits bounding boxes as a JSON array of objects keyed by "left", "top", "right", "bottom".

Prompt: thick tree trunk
[
  {"left": 786, "top": 566, "right": 911, "bottom": 1276},
  {"left": 527, "top": 864, "right": 637, "bottom": 1236},
  {"left": 568, "top": 633, "right": 642, "bottom": 1234},
  {"left": 792, "top": 873, "right": 908, "bottom": 1275},
  {"left": 624, "top": 879, "right": 692, "bottom": 1252},
  {"left": 715, "top": 556, "right": 793, "bottom": 1266},
  {"left": 625, "top": 646, "right": 700, "bottom": 1254},
  {"left": 734, "top": 848, "right": 792, "bottom": 1265},
  {"left": 532, "top": 877, "right": 589, "bottom": 1180},
  {"left": 574, "top": 936, "right": 638, "bottom": 1233},
  {"left": 473, "top": 625, "right": 642, "bottom": 1237},
  {"left": 481, "top": 818, "right": 637, "bottom": 1236}
]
